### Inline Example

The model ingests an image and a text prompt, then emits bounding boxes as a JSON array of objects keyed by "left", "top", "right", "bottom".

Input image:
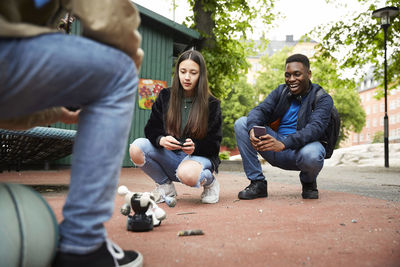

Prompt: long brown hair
[{"left": 166, "top": 50, "right": 210, "bottom": 139}]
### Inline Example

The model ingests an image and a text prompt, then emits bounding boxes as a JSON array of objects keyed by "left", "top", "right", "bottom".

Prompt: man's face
[{"left": 284, "top": 62, "right": 311, "bottom": 96}]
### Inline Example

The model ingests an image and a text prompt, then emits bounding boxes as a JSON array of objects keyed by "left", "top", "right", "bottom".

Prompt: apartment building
[{"left": 347, "top": 70, "right": 400, "bottom": 146}]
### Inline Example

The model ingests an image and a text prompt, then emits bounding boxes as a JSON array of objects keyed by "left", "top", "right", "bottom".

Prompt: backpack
[{"left": 313, "top": 88, "right": 340, "bottom": 159}]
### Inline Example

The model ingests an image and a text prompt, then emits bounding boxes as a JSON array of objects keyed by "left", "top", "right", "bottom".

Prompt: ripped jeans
[{"left": 131, "top": 138, "right": 214, "bottom": 187}]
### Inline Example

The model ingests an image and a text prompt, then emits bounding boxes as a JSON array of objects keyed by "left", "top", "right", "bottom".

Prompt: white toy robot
[{"left": 117, "top": 185, "right": 175, "bottom": 231}]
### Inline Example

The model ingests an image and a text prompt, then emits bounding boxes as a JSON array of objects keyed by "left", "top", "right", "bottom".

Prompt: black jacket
[
  {"left": 145, "top": 88, "right": 222, "bottom": 172},
  {"left": 247, "top": 83, "right": 333, "bottom": 150}
]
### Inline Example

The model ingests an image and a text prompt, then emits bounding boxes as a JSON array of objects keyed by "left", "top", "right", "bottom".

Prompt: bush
[
  {"left": 372, "top": 131, "right": 384, "bottom": 143},
  {"left": 219, "top": 151, "right": 230, "bottom": 160}
]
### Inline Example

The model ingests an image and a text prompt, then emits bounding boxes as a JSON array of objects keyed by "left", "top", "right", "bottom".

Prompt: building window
[
  {"left": 366, "top": 120, "right": 370, "bottom": 128},
  {"left": 373, "top": 104, "right": 377, "bottom": 114},
  {"left": 373, "top": 118, "right": 377, "bottom": 127},
  {"left": 366, "top": 106, "right": 371, "bottom": 115},
  {"left": 380, "top": 103, "right": 384, "bottom": 112},
  {"left": 390, "top": 116, "right": 395, "bottom": 124},
  {"left": 353, "top": 134, "right": 358, "bottom": 142},
  {"left": 380, "top": 117, "right": 384, "bottom": 126},
  {"left": 360, "top": 134, "right": 364, "bottom": 141},
  {"left": 390, "top": 101, "right": 395, "bottom": 110},
  {"left": 397, "top": 98, "right": 400, "bottom": 108},
  {"left": 366, "top": 93, "right": 371, "bottom": 101},
  {"left": 366, "top": 133, "right": 370, "bottom": 141},
  {"left": 397, "top": 113, "right": 400, "bottom": 123}
]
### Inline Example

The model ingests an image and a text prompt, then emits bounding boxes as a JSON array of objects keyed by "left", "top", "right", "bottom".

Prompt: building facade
[{"left": 346, "top": 69, "right": 400, "bottom": 146}]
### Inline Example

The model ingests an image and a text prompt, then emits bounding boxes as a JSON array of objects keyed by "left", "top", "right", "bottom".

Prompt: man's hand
[
  {"left": 249, "top": 128, "right": 285, "bottom": 152},
  {"left": 132, "top": 31, "right": 144, "bottom": 71},
  {"left": 60, "top": 107, "right": 80, "bottom": 124}
]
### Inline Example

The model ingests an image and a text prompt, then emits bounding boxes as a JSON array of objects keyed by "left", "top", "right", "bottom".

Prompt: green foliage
[
  {"left": 312, "top": 48, "right": 366, "bottom": 143},
  {"left": 185, "top": 0, "right": 276, "bottom": 98},
  {"left": 219, "top": 150, "right": 230, "bottom": 160},
  {"left": 220, "top": 75, "right": 257, "bottom": 148},
  {"left": 315, "top": 0, "right": 400, "bottom": 95},
  {"left": 372, "top": 130, "right": 384, "bottom": 143},
  {"left": 201, "top": 40, "right": 251, "bottom": 98},
  {"left": 256, "top": 45, "right": 293, "bottom": 97}
]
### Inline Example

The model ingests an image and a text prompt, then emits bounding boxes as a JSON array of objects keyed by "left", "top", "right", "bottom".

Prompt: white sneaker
[
  {"left": 152, "top": 181, "right": 177, "bottom": 203},
  {"left": 201, "top": 179, "right": 220, "bottom": 204}
]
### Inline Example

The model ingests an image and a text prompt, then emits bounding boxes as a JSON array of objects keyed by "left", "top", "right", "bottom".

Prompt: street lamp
[{"left": 372, "top": 6, "right": 399, "bottom": 168}]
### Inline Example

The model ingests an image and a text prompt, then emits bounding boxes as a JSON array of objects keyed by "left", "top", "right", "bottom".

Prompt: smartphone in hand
[
  {"left": 177, "top": 138, "right": 187, "bottom": 147},
  {"left": 253, "top": 126, "right": 266, "bottom": 138}
]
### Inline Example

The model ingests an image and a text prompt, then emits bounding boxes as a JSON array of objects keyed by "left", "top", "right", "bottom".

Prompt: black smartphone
[
  {"left": 65, "top": 106, "right": 80, "bottom": 111},
  {"left": 253, "top": 126, "right": 266, "bottom": 138},
  {"left": 178, "top": 141, "right": 186, "bottom": 147},
  {"left": 177, "top": 138, "right": 187, "bottom": 147}
]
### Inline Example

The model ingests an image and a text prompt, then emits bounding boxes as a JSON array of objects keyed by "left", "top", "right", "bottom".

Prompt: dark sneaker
[
  {"left": 238, "top": 180, "right": 268, "bottom": 200},
  {"left": 301, "top": 181, "right": 319, "bottom": 199},
  {"left": 53, "top": 239, "right": 143, "bottom": 267}
]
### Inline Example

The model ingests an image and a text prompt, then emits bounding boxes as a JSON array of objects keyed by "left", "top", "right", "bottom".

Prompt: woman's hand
[
  {"left": 159, "top": 136, "right": 183, "bottom": 151},
  {"left": 181, "top": 138, "right": 195, "bottom": 155}
]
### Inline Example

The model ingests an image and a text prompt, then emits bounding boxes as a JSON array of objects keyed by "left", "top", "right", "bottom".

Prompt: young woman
[{"left": 129, "top": 50, "right": 222, "bottom": 204}]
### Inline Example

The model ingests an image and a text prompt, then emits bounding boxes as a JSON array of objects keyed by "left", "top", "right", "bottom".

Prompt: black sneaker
[
  {"left": 238, "top": 180, "right": 268, "bottom": 200},
  {"left": 301, "top": 181, "right": 319, "bottom": 199},
  {"left": 52, "top": 239, "right": 143, "bottom": 267}
]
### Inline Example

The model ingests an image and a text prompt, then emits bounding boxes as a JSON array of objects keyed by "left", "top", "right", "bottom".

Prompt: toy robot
[{"left": 117, "top": 185, "right": 175, "bottom": 232}]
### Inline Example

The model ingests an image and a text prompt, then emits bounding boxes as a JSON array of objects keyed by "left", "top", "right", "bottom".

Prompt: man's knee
[
  {"left": 176, "top": 160, "right": 202, "bottom": 187},
  {"left": 234, "top": 116, "right": 247, "bottom": 133},
  {"left": 298, "top": 146, "right": 325, "bottom": 169}
]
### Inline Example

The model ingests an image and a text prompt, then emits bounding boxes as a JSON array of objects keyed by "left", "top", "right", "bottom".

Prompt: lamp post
[{"left": 372, "top": 6, "right": 399, "bottom": 168}]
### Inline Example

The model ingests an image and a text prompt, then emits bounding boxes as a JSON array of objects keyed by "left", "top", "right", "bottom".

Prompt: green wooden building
[{"left": 54, "top": 3, "right": 200, "bottom": 167}]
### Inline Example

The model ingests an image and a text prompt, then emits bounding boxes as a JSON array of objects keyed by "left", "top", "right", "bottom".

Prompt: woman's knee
[
  {"left": 129, "top": 144, "right": 144, "bottom": 165},
  {"left": 176, "top": 160, "right": 202, "bottom": 187},
  {"left": 129, "top": 138, "right": 150, "bottom": 166}
]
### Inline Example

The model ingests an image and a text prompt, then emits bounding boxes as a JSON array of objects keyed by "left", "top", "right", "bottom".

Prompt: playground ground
[{"left": 1, "top": 162, "right": 399, "bottom": 267}]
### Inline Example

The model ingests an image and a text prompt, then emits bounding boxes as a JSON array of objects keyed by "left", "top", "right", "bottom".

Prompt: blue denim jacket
[{"left": 247, "top": 83, "right": 333, "bottom": 150}]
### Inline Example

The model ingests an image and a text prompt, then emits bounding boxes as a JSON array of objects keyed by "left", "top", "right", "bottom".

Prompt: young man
[
  {"left": 0, "top": 0, "right": 143, "bottom": 266},
  {"left": 234, "top": 54, "right": 333, "bottom": 200}
]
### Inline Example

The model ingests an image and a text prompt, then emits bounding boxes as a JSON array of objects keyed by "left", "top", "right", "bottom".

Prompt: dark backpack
[{"left": 313, "top": 88, "right": 340, "bottom": 159}]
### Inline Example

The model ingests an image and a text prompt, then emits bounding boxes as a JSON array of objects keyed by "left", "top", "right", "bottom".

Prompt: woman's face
[{"left": 178, "top": 59, "right": 200, "bottom": 96}]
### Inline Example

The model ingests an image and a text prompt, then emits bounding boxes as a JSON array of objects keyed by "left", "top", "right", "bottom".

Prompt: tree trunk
[{"left": 193, "top": 0, "right": 216, "bottom": 50}]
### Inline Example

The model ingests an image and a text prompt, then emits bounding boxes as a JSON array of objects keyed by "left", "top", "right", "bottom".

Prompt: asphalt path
[{"left": 220, "top": 161, "right": 400, "bottom": 202}]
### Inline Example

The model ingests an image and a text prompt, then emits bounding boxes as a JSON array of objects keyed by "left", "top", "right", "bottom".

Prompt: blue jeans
[
  {"left": 234, "top": 117, "right": 325, "bottom": 183},
  {"left": 131, "top": 138, "right": 214, "bottom": 187},
  {"left": 0, "top": 34, "right": 138, "bottom": 254}
]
